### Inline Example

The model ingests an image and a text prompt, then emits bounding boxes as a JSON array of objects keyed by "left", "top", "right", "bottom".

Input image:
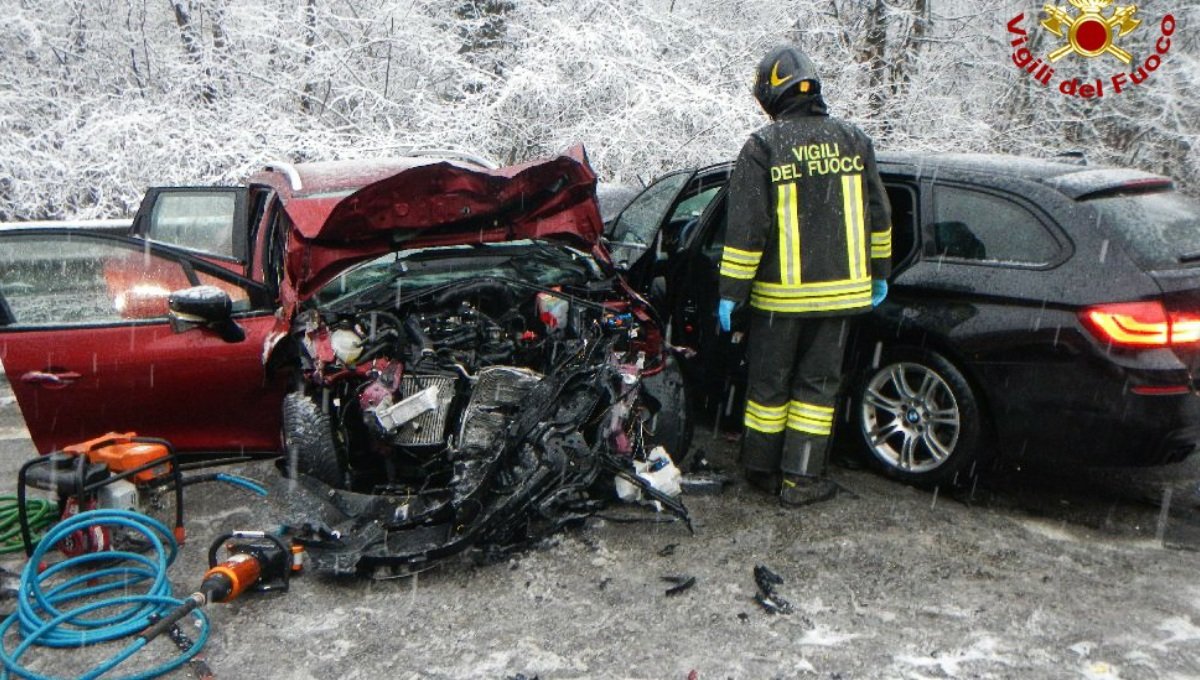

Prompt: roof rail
[
  {"left": 0, "top": 218, "right": 131, "bottom": 230},
  {"left": 263, "top": 160, "right": 303, "bottom": 191},
  {"left": 1053, "top": 150, "right": 1088, "bottom": 166},
  {"left": 403, "top": 148, "right": 499, "bottom": 169}
]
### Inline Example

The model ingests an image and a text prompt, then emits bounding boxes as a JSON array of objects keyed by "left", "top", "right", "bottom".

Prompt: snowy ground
[{"left": 2, "top": 377, "right": 1200, "bottom": 679}]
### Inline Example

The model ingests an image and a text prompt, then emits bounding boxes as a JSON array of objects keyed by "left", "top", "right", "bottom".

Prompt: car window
[
  {"left": 665, "top": 185, "right": 723, "bottom": 253},
  {"left": 931, "top": 186, "right": 1060, "bottom": 265},
  {"left": 608, "top": 172, "right": 691, "bottom": 245},
  {"left": 1090, "top": 190, "right": 1200, "bottom": 269},
  {"left": 0, "top": 234, "right": 252, "bottom": 327},
  {"left": 884, "top": 182, "right": 918, "bottom": 268},
  {"left": 148, "top": 191, "right": 239, "bottom": 258},
  {"left": 596, "top": 183, "right": 639, "bottom": 225},
  {"left": 700, "top": 196, "right": 729, "bottom": 263},
  {"left": 669, "top": 186, "right": 722, "bottom": 224}
]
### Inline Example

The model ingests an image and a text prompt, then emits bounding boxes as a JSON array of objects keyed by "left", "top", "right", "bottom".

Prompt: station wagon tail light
[{"left": 1082, "top": 301, "right": 1200, "bottom": 347}]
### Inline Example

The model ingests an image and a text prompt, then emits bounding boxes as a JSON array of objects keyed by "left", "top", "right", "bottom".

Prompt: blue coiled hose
[
  {"left": 0, "top": 509, "right": 210, "bottom": 680},
  {"left": 213, "top": 473, "right": 267, "bottom": 497}
]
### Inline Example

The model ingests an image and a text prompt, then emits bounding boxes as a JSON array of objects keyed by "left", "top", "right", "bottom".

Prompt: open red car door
[{"left": 0, "top": 229, "right": 284, "bottom": 454}]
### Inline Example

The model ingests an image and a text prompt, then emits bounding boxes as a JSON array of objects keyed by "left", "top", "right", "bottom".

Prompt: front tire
[
  {"left": 853, "top": 348, "right": 987, "bottom": 487},
  {"left": 281, "top": 392, "right": 346, "bottom": 488},
  {"left": 640, "top": 355, "right": 693, "bottom": 467}
]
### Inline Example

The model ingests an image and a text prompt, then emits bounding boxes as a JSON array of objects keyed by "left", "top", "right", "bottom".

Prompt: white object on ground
[{"left": 615, "top": 446, "right": 682, "bottom": 510}]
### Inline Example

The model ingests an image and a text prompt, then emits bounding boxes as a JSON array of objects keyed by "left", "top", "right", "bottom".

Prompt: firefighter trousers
[{"left": 741, "top": 314, "right": 849, "bottom": 477}]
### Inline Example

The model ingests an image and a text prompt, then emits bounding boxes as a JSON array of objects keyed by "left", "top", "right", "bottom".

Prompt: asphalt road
[{"left": 2, "top": 377, "right": 1200, "bottom": 679}]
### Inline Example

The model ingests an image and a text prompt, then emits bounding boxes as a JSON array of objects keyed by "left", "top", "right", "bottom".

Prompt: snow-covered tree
[{"left": 0, "top": 0, "right": 1195, "bottom": 220}]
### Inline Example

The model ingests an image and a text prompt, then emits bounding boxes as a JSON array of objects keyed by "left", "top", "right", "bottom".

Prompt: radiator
[{"left": 394, "top": 375, "right": 455, "bottom": 446}]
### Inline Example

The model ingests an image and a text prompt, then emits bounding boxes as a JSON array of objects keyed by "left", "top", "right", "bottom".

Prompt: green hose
[{"left": 0, "top": 495, "right": 57, "bottom": 554}]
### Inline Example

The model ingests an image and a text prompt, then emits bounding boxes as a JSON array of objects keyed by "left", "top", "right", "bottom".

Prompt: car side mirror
[{"left": 168, "top": 285, "right": 245, "bottom": 343}]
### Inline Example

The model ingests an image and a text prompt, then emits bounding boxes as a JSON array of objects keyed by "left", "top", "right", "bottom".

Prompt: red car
[
  {"left": 0, "top": 148, "right": 687, "bottom": 459},
  {"left": 1, "top": 148, "right": 690, "bottom": 572}
]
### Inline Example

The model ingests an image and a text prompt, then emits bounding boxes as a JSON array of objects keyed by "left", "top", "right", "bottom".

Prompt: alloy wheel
[{"left": 861, "top": 362, "right": 961, "bottom": 474}]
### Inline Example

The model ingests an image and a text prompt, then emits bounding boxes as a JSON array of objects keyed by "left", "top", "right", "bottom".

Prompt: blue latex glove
[
  {"left": 718, "top": 298, "right": 736, "bottom": 333},
  {"left": 871, "top": 280, "right": 888, "bottom": 307}
]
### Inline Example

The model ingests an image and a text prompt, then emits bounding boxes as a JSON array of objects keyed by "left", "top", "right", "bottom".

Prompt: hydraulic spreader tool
[{"left": 140, "top": 531, "right": 298, "bottom": 645}]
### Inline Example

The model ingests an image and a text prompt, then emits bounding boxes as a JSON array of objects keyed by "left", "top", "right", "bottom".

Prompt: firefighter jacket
[{"left": 719, "top": 96, "right": 892, "bottom": 316}]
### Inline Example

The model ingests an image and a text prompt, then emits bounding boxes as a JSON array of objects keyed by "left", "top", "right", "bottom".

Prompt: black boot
[
  {"left": 744, "top": 469, "right": 781, "bottom": 495},
  {"left": 779, "top": 474, "right": 838, "bottom": 507}
]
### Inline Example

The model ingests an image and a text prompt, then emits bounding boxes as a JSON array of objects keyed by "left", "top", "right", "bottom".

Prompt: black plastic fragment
[
  {"left": 680, "top": 473, "right": 730, "bottom": 495},
  {"left": 662, "top": 574, "right": 696, "bottom": 596},
  {"left": 658, "top": 543, "right": 678, "bottom": 557},
  {"left": 753, "top": 564, "right": 794, "bottom": 615}
]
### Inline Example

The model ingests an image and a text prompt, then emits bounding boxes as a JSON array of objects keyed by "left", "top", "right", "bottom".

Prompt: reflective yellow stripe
[
  {"left": 842, "top": 174, "right": 867, "bottom": 281},
  {"left": 748, "top": 412, "right": 787, "bottom": 434},
  {"left": 720, "top": 246, "right": 762, "bottom": 281},
  {"left": 871, "top": 226, "right": 892, "bottom": 260},
  {"left": 745, "top": 412, "right": 787, "bottom": 434},
  {"left": 788, "top": 401, "right": 834, "bottom": 420},
  {"left": 745, "top": 399, "right": 787, "bottom": 434},
  {"left": 776, "top": 183, "right": 801, "bottom": 286},
  {"left": 722, "top": 247, "right": 762, "bottom": 265},
  {"left": 720, "top": 262, "right": 757, "bottom": 280},
  {"left": 747, "top": 400, "right": 787, "bottom": 418},
  {"left": 790, "top": 185, "right": 802, "bottom": 286},
  {"left": 787, "top": 401, "right": 834, "bottom": 434},
  {"left": 750, "top": 278, "right": 872, "bottom": 313},
  {"left": 753, "top": 278, "right": 871, "bottom": 296},
  {"left": 786, "top": 417, "right": 832, "bottom": 435},
  {"left": 749, "top": 291, "right": 872, "bottom": 313}
]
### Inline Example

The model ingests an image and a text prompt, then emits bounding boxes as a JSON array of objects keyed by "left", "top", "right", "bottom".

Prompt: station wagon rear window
[{"left": 1091, "top": 190, "right": 1200, "bottom": 269}]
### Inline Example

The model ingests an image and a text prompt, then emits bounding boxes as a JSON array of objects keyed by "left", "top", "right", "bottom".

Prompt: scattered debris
[
  {"left": 680, "top": 471, "right": 732, "bottom": 496},
  {"left": 658, "top": 543, "right": 678, "bottom": 557},
  {"left": 662, "top": 574, "right": 696, "bottom": 597},
  {"left": 753, "top": 564, "right": 794, "bottom": 615},
  {"left": 615, "top": 446, "right": 684, "bottom": 508},
  {"left": 0, "top": 567, "right": 18, "bottom": 600},
  {"left": 830, "top": 478, "right": 860, "bottom": 500},
  {"left": 677, "top": 450, "right": 731, "bottom": 495}
]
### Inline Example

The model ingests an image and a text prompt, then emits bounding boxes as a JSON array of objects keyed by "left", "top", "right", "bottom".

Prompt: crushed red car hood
[{"left": 280, "top": 147, "right": 604, "bottom": 305}]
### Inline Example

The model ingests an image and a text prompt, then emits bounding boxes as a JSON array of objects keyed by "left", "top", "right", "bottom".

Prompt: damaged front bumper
[{"left": 279, "top": 352, "right": 689, "bottom": 577}]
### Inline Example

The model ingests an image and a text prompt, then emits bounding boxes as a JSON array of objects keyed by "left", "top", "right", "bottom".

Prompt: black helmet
[{"left": 753, "top": 46, "right": 821, "bottom": 117}]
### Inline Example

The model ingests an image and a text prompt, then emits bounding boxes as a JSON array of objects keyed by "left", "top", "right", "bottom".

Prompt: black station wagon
[{"left": 605, "top": 152, "right": 1200, "bottom": 486}]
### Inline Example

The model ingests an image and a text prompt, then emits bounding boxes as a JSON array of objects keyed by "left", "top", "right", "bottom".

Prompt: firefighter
[{"left": 719, "top": 46, "right": 892, "bottom": 506}]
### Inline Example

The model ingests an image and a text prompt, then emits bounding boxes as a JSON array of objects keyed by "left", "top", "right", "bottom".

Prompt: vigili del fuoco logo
[{"left": 1007, "top": 1, "right": 1175, "bottom": 98}]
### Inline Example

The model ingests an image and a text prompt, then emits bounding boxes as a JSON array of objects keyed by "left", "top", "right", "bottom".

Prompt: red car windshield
[{"left": 312, "top": 240, "right": 604, "bottom": 310}]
